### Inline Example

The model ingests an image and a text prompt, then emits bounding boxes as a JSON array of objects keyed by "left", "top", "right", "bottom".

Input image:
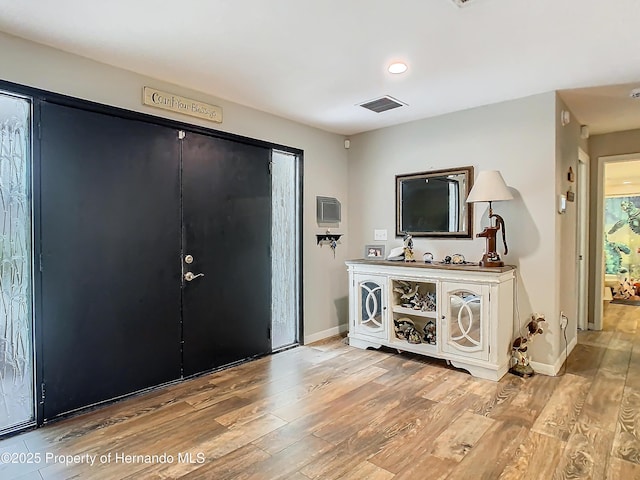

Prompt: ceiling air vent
[
  {"left": 359, "top": 96, "right": 406, "bottom": 113},
  {"left": 450, "top": 0, "right": 476, "bottom": 7}
]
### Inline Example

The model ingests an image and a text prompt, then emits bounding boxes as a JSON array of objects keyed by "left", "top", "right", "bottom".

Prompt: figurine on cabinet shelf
[
  {"left": 394, "top": 318, "right": 415, "bottom": 340},
  {"left": 393, "top": 281, "right": 436, "bottom": 312},
  {"left": 407, "top": 328, "right": 422, "bottom": 344},
  {"left": 403, "top": 234, "right": 415, "bottom": 262},
  {"left": 423, "top": 320, "right": 436, "bottom": 345},
  {"left": 416, "top": 291, "right": 437, "bottom": 312},
  {"left": 394, "top": 281, "right": 418, "bottom": 308},
  {"left": 510, "top": 313, "right": 546, "bottom": 378},
  {"left": 410, "top": 291, "right": 427, "bottom": 310}
]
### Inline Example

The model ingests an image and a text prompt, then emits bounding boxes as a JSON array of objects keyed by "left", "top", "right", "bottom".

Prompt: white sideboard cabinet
[{"left": 346, "top": 259, "right": 516, "bottom": 381}]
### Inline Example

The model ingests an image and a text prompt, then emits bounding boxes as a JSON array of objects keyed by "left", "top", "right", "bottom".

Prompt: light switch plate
[{"left": 374, "top": 229, "right": 387, "bottom": 241}]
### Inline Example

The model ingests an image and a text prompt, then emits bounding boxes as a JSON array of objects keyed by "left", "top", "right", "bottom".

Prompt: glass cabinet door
[
  {"left": 353, "top": 274, "right": 387, "bottom": 339},
  {"left": 441, "top": 282, "right": 489, "bottom": 361}
]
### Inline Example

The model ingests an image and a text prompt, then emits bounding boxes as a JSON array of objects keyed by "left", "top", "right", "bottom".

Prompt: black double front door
[{"left": 39, "top": 102, "right": 272, "bottom": 420}]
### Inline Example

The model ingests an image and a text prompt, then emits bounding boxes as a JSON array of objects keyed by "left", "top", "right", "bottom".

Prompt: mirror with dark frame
[{"left": 396, "top": 166, "right": 474, "bottom": 238}]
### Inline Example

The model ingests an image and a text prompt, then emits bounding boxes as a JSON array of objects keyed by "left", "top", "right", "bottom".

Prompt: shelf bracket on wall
[
  {"left": 316, "top": 233, "right": 342, "bottom": 245},
  {"left": 316, "top": 231, "right": 343, "bottom": 258}
]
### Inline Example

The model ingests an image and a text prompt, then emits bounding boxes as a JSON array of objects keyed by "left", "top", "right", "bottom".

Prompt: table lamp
[{"left": 466, "top": 170, "right": 513, "bottom": 267}]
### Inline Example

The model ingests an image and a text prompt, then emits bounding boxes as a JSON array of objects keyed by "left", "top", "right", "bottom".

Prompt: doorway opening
[
  {"left": 594, "top": 154, "right": 640, "bottom": 330},
  {"left": 577, "top": 148, "right": 589, "bottom": 330}
]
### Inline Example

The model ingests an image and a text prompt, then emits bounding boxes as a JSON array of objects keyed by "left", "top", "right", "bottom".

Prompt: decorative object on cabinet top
[
  {"left": 437, "top": 253, "right": 476, "bottom": 265},
  {"left": 387, "top": 246, "right": 405, "bottom": 261},
  {"left": 346, "top": 258, "right": 515, "bottom": 273},
  {"left": 402, "top": 234, "right": 416, "bottom": 262},
  {"left": 466, "top": 170, "right": 513, "bottom": 267},
  {"left": 451, "top": 253, "right": 466, "bottom": 264}
]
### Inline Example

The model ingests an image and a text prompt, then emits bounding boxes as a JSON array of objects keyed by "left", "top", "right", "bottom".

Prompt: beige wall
[
  {"left": 1, "top": 30, "right": 580, "bottom": 371},
  {"left": 554, "top": 95, "right": 582, "bottom": 353},
  {"left": 588, "top": 129, "right": 640, "bottom": 326},
  {"left": 0, "top": 31, "right": 350, "bottom": 342},
  {"left": 348, "top": 92, "right": 563, "bottom": 368}
]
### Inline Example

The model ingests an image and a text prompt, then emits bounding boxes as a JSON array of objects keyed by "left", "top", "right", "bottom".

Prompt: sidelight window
[{"left": 0, "top": 91, "right": 34, "bottom": 433}]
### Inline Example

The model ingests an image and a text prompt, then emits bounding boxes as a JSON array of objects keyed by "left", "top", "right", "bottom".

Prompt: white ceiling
[
  {"left": 605, "top": 159, "right": 640, "bottom": 190},
  {"left": 1, "top": 0, "right": 640, "bottom": 135},
  {"left": 559, "top": 84, "right": 640, "bottom": 136}
]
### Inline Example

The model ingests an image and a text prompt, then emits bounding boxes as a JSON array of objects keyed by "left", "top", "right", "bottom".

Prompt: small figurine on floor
[
  {"left": 510, "top": 313, "right": 546, "bottom": 378},
  {"left": 403, "top": 234, "right": 415, "bottom": 262}
]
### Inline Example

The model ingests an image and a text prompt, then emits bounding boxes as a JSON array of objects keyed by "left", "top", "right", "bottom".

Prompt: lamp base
[{"left": 479, "top": 253, "right": 504, "bottom": 268}]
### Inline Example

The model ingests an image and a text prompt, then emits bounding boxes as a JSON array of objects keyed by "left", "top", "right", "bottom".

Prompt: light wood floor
[{"left": 1, "top": 304, "right": 640, "bottom": 479}]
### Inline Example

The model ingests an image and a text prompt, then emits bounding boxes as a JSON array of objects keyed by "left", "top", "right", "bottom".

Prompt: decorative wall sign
[
  {"left": 566, "top": 186, "right": 575, "bottom": 202},
  {"left": 143, "top": 87, "right": 223, "bottom": 123}
]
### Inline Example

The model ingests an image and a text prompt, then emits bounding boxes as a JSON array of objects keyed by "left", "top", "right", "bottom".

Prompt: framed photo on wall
[{"left": 364, "top": 244, "right": 385, "bottom": 259}]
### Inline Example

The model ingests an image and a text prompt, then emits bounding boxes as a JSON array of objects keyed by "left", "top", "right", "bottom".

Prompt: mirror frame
[{"left": 395, "top": 166, "right": 474, "bottom": 238}]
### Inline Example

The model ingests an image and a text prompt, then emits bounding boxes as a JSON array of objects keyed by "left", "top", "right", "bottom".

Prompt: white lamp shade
[{"left": 466, "top": 170, "right": 513, "bottom": 203}]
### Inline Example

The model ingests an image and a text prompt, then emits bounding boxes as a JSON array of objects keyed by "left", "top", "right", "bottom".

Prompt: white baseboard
[
  {"left": 305, "top": 326, "right": 579, "bottom": 377},
  {"left": 530, "top": 334, "right": 578, "bottom": 376},
  {"left": 304, "top": 324, "right": 349, "bottom": 345}
]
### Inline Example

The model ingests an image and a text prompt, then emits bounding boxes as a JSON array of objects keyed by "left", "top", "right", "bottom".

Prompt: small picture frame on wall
[{"left": 364, "top": 245, "right": 385, "bottom": 259}]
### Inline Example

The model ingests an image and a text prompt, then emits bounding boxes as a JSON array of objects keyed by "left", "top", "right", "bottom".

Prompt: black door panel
[
  {"left": 182, "top": 133, "right": 272, "bottom": 375},
  {"left": 40, "top": 103, "right": 182, "bottom": 419}
]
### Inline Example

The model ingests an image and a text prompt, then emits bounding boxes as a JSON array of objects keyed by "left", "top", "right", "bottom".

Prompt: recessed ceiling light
[{"left": 388, "top": 62, "right": 408, "bottom": 74}]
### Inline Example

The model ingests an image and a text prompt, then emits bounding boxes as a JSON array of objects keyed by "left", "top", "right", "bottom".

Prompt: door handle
[{"left": 184, "top": 272, "right": 205, "bottom": 282}]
